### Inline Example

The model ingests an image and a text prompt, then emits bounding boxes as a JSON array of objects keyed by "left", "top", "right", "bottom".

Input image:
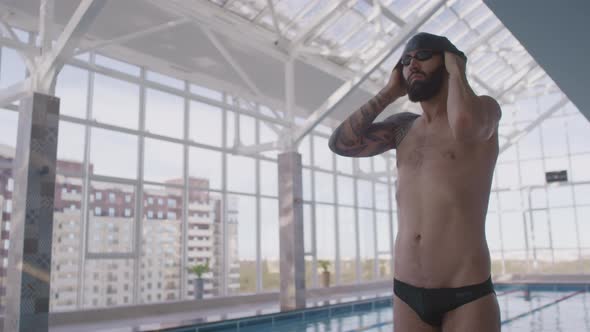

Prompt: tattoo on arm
[{"left": 329, "top": 101, "right": 419, "bottom": 158}]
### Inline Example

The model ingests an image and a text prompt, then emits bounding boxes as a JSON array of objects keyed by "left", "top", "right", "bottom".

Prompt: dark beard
[{"left": 406, "top": 65, "right": 446, "bottom": 102}]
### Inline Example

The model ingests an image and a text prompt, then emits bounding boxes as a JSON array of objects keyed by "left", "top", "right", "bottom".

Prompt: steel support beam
[
  {"left": 266, "top": 0, "right": 283, "bottom": 38},
  {"left": 0, "top": 19, "right": 35, "bottom": 72},
  {"left": 38, "top": 0, "right": 55, "bottom": 55},
  {"left": 371, "top": 0, "right": 405, "bottom": 27},
  {"left": 75, "top": 18, "right": 190, "bottom": 55},
  {"left": 149, "top": 0, "right": 384, "bottom": 93},
  {"left": 0, "top": 78, "right": 32, "bottom": 108},
  {"left": 203, "top": 27, "right": 263, "bottom": 97},
  {"left": 0, "top": 35, "right": 38, "bottom": 56},
  {"left": 288, "top": 0, "right": 346, "bottom": 53},
  {"left": 36, "top": 0, "right": 106, "bottom": 91}
]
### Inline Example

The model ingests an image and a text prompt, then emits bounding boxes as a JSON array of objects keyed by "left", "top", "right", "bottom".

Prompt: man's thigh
[
  {"left": 442, "top": 293, "right": 501, "bottom": 332},
  {"left": 393, "top": 295, "right": 441, "bottom": 332}
]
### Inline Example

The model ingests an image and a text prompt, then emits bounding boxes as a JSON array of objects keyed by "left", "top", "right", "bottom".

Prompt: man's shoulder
[
  {"left": 383, "top": 112, "right": 421, "bottom": 125},
  {"left": 478, "top": 95, "right": 502, "bottom": 118},
  {"left": 381, "top": 112, "right": 420, "bottom": 148}
]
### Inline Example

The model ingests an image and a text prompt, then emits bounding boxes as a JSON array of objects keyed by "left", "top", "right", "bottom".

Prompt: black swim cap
[{"left": 395, "top": 32, "right": 467, "bottom": 68}]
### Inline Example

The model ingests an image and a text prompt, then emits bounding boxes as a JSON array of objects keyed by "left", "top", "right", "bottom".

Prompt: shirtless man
[{"left": 328, "top": 32, "right": 502, "bottom": 331}]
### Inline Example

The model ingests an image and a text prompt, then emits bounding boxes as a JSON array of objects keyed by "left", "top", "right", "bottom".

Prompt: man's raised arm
[{"left": 328, "top": 68, "right": 417, "bottom": 157}]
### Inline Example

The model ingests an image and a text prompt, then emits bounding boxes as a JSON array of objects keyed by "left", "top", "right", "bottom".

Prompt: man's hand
[
  {"left": 382, "top": 67, "right": 407, "bottom": 102},
  {"left": 444, "top": 51, "right": 466, "bottom": 77}
]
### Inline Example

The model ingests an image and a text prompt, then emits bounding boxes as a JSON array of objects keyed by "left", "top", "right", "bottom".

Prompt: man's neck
[
  {"left": 418, "top": 78, "right": 449, "bottom": 123},
  {"left": 420, "top": 92, "right": 447, "bottom": 123}
]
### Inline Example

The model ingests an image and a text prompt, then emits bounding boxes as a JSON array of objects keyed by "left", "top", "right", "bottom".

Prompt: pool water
[{"left": 166, "top": 285, "right": 590, "bottom": 332}]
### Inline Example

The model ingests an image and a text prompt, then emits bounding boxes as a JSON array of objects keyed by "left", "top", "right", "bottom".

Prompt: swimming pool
[{"left": 163, "top": 284, "right": 590, "bottom": 332}]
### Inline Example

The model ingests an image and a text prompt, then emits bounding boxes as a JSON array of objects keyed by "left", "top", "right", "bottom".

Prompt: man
[{"left": 328, "top": 32, "right": 502, "bottom": 331}]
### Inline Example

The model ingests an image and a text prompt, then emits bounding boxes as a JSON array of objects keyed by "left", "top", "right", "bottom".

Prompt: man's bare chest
[{"left": 396, "top": 123, "right": 467, "bottom": 171}]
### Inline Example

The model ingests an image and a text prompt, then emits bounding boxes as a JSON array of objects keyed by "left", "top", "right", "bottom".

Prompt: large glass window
[
  {"left": 55, "top": 66, "right": 89, "bottom": 118},
  {"left": 189, "top": 147, "right": 222, "bottom": 190},
  {"left": 5, "top": 27, "right": 588, "bottom": 317},
  {"left": 140, "top": 185, "right": 182, "bottom": 303},
  {"left": 145, "top": 89, "right": 184, "bottom": 139},
  {"left": 51, "top": 175, "right": 84, "bottom": 312},
  {"left": 90, "top": 128, "right": 138, "bottom": 179},
  {"left": 190, "top": 101, "right": 222, "bottom": 147},
  {"left": 186, "top": 189, "right": 224, "bottom": 297},
  {"left": 56, "top": 121, "right": 86, "bottom": 175},
  {"left": 260, "top": 161, "right": 278, "bottom": 197},
  {"left": 315, "top": 204, "right": 335, "bottom": 285},
  {"left": 227, "top": 155, "right": 256, "bottom": 194},
  {"left": 313, "top": 136, "right": 333, "bottom": 171},
  {"left": 92, "top": 74, "right": 139, "bottom": 129},
  {"left": 230, "top": 194, "right": 256, "bottom": 294},
  {"left": 261, "top": 198, "right": 279, "bottom": 291},
  {"left": 314, "top": 171, "right": 334, "bottom": 203},
  {"left": 143, "top": 139, "right": 183, "bottom": 183},
  {"left": 0, "top": 47, "right": 26, "bottom": 88},
  {"left": 338, "top": 207, "right": 356, "bottom": 284},
  {"left": 358, "top": 209, "right": 375, "bottom": 281},
  {"left": 87, "top": 181, "right": 135, "bottom": 254}
]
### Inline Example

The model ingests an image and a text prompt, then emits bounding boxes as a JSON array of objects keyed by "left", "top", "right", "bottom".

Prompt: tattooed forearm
[
  {"left": 329, "top": 106, "right": 419, "bottom": 157},
  {"left": 349, "top": 91, "right": 391, "bottom": 136},
  {"left": 329, "top": 91, "right": 393, "bottom": 155}
]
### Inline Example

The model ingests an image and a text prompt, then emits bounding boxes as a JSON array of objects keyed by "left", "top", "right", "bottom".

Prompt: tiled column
[
  {"left": 278, "top": 151, "right": 305, "bottom": 310},
  {"left": 4, "top": 93, "right": 60, "bottom": 332}
]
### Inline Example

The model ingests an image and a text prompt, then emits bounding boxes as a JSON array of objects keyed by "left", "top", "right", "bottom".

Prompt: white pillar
[
  {"left": 278, "top": 151, "right": 305, "bottom": 310},
  {"left": 4, "top": 92, "right": 60, "bottom": 332}
]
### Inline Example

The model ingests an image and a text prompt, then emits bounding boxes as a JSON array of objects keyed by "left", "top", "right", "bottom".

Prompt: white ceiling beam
[
  {"left": 450, "top": 1, "right": 481, "bottom": 20},
  {"left": 330, "top": 3, "right": 383, "bottom": 57},
  {"left": 471, "top": 74, "right": 498, "bottom": 96},
  {"left": 202, "top": 27, "right": 263, "bottom": 97},
  {"left": 149, "top": 0, "right": 383, "bottom": 93},
  {"left": 0, "top": 78, "right": 32, "bottom": 108},
  {"left": 285, "top": 58, "right": 295, "bottom": 123},
  {"left": 265, "top": 0, "right": 283, "bottom": 39},
  {"left": 0, "top": 36, "right": 38, "bottom": 58},
  {"left": 406, "top": 0, "right": 432, "bottom": 18},
  {"left": 223, "top": 0, "right": 239, "bottom": 9},
  {"left": 75, "top": 18, "right": 190, "bottom": 55},
  {"left": 235, "top": 97, "right": 283, "bottom": 135},
  {"left": 290, "top": 0, "right": 446, "bottom": 145},
  {"left": 288, "top": 0, "right": 347, "bottom": 53},
  {"left": 0, "top": 18, "right": 35, "bottom": 72},
  {"left": 234, "top": 141, "right": 280, "bottom": 155},
  {"left": 372, "top": 0, "right": 405, "bottom": 26},
  {"left": 38, "top": 0, "right": 54, "bottom": 54},
  {"left": 36, "top": 0, "right": 106, "bottom": 85},
  {"left": 297, "top": 45, "right": 353, "bottom": 58},
  {"left": 496, "top": 62, "right": 538, "bottom": 100},
  {"left": 463, "top": 23, "right": 504, "bottom": 54},
  {"left": 289, "top": 6, "right": 356, "bottom": 57},
  {"left": 278, "top": 0, "right": 322, "bottom": 31}
]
